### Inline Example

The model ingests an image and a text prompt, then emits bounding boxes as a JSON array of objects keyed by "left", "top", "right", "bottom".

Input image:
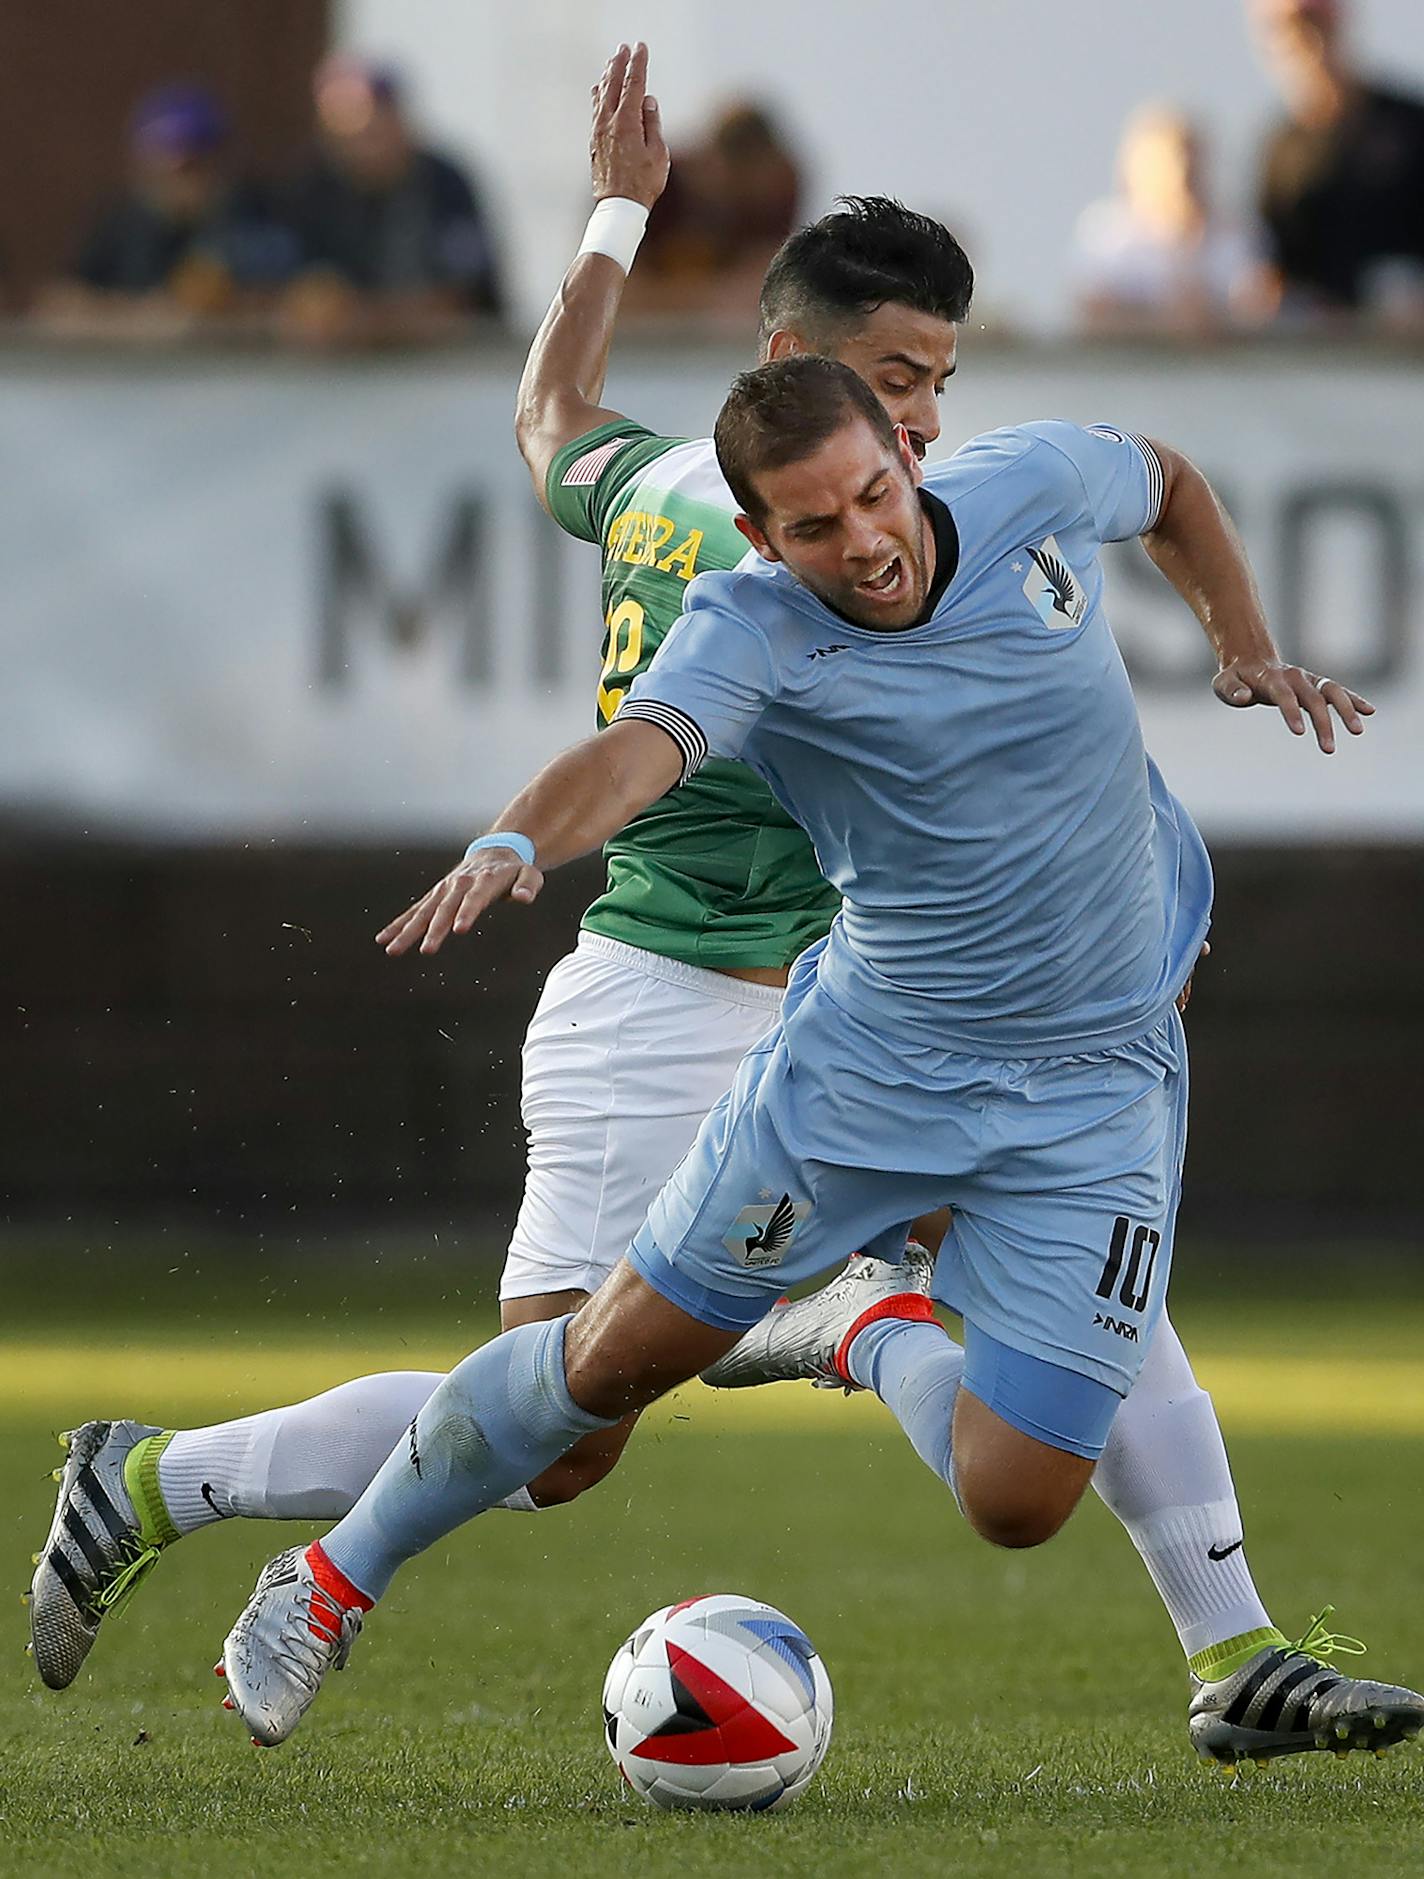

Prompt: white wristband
[{"left": 577, "top": 197, "right": 649, "bottom": 276}]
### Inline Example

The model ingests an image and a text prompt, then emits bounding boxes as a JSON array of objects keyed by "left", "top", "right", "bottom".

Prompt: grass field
[{"left": 2, "top": 1239, "right": 1423, "bottom": 1878}]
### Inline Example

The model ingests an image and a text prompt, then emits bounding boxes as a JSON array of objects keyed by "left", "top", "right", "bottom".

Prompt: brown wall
[
  {"left": 0, "top": 1, "right": 330, "bottom": 301},
  {"left": 2, "top": 839, "right": 1421, "bottom": 1240}
]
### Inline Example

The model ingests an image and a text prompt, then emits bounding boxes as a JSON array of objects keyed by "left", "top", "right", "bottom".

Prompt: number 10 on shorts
[{"left": 1095, "top": 1215, "right": 1161, "bottom": 1314}]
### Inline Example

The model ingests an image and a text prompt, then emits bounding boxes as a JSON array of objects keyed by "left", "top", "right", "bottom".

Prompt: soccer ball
[{"left": 601, "top": 1593, "right": 833, "bottom": 1812}]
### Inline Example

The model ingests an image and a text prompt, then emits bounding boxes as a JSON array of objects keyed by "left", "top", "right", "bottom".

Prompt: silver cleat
[
  {"left": 1190, "top": 1609, "right": 1424, "bottom": 1769},
  {"left": 700, "top": 1245, "right": 937, "bottom": 1391},
  {"left": 219, "top": 1547, "right": 363, "bottom": 1747},
  {"left": 29, "top": 1419, "right": 166, "bottom": 1691}
]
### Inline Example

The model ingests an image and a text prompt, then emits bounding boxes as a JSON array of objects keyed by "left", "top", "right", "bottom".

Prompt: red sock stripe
[
  {"left": 305, "top": 1540, "right": 374, "bottom": 1613},
  {"left": 834, "top": 1292, "right": 941, "bottom": 1385}
]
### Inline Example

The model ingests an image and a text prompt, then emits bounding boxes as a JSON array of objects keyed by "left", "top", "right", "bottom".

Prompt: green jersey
[{"left": 546, "top": 420, "right": 840, "bottom": 969}]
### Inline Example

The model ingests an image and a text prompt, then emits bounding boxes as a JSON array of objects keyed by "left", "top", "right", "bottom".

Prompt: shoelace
[
  {"left": 306, "top": 1584, "right": 346, "bottom": 1646},
  {"left": 272, "top": 1585, "right": 358, "bottom": 1694},
  {"left": 91, "top": 1537, "right": 165, "bottom": 1618},
  {"left": 1288, "top": 1605, "right": 1367, "bottom": 1662}
]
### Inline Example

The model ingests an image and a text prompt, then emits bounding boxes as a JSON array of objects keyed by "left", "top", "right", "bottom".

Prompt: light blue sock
[
  {"left": 845, "top": 1319, "right": 964, "bottom": 1495},
  {"left": 321, "top": 1316, "right": 616, "bottom": 1600}
]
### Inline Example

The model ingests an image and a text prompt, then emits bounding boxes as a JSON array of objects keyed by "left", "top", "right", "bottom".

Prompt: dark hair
[
  {"left": 714, "top": 355, "right": 899, "bottom": 521},
  {"left": 758, "top": 196, "right": 974, "bottom": 348}
]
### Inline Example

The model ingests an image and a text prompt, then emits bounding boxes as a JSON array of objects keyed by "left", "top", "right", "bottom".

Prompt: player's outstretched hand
[
  {"left": 590, "top": 41, "right": 669, "bottom": 210},
  {"left": 376, "top": 850, "right": 545, "bottom": 958},
  {"left": 1212, "top": 659, "right": 1374, "bottom": 753}
]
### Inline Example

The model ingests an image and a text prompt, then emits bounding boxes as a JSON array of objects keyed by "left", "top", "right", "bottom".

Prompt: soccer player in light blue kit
[{"left": 218, "top": 356, "right": 1422, "bottom": 1767}]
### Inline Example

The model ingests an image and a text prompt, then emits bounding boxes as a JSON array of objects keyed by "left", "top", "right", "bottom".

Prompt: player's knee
[
  {"left": 563, "top": 1268, "right": 718, "bottom": 1419},
  {"left": 962, "top": 1492, "right": 1072, "bottom": 1550},
  {"left": 563, "top": 1341, "right": 660, "bottom": 1419},
  {"left": 953, "top": 1459, "right": 1080, "bottom": 1549}
]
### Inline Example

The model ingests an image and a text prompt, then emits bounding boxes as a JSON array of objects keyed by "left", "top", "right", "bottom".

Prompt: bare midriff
[{"left": 715, "top": 963, "right": 791, "bottom": 988}]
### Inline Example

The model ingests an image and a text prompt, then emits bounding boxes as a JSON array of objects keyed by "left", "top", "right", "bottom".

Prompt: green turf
[{"left": 3, "top": 1262, "right": 1423, "bottom": 1878}]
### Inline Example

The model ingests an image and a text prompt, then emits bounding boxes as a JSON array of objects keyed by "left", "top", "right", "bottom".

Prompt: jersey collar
[{"left": 912, "top": 491, "right": 960, "bottom": 626}]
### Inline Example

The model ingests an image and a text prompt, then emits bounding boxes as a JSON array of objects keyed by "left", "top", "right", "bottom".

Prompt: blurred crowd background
[
  {"left": 2, "top": 0, "right": 1421, "bottom": 1255},
  {"left": 2, "top": 0, "right": 1423, "bottom": 343}
]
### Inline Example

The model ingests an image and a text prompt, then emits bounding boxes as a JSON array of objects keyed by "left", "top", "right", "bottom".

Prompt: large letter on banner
[{"left": 316, "top": 489, "right": 492, "bottom": 687}]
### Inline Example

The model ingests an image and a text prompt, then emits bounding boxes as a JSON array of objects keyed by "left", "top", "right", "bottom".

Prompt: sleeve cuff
[
  {"left": 615, "top": 698, "right": 710, "bottom": 781},
  {"left": 1123, "top": 432, "right": 1166, "bottom": 530}
]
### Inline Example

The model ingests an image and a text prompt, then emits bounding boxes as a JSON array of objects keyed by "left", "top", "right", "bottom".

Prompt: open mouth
[{"left": 856, "top": 555, "right": 908, "bottom": 606}]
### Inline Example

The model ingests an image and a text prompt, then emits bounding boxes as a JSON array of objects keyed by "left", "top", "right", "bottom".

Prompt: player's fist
[{"left": 590, "top": 42, "right": 669, "bottom": 210}]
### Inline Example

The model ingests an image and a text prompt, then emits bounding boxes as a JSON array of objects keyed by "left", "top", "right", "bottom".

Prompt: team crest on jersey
[
  {"left": 723, "top": 1192, "right": 811, "bottom": 1268},
  {"left": 1022, "top": 535, "right": 1087, "bottom": 628}
]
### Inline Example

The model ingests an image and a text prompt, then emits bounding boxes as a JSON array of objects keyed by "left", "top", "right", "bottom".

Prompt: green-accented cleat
[
  {"left": 28, "top": 1420, "right": 178, "bottom": 1690},
  {"left": 1189, "top": 1609, "right": 1424, "bottom": 1767}
]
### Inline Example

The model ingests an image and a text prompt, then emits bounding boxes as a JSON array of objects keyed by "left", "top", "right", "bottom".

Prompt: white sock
[
  {"left": 1094, "top": 1316, "right": 1272, "bottom": 1659},
  {"left": 157, "top": 1371, "right": 443, "bottom": 1534}
]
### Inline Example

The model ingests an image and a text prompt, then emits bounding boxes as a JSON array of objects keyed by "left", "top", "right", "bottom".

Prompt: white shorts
[{"left": 499, "top": 931, "right": 786, "bottom": 1301}]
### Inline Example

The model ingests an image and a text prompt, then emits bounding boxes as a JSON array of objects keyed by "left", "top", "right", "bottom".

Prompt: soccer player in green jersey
[{"left": 32, "top": 47, "right": 1404, "bottom": 1772}]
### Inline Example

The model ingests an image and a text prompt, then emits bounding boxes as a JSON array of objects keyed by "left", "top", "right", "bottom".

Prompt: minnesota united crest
[
  {"left": 1022, "top": 535, "right": 1087, "bottom": 628},
  {"left": 723, "top": 1191, "right": 811, "bottom": 1268}
]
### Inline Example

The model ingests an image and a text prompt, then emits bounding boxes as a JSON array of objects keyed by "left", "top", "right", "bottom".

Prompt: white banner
[{"left": 3, "top": 346, "right": 1421, "bottom": 839}]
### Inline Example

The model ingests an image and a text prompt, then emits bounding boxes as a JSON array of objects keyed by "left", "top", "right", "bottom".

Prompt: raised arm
[
  {"left": 376, "top": 718, "right": 684, "bottom": 957},
  {"left": 514, "top": 42, "right": 670, "bottom": 510},
  {"left": 1142, "top": 442, "right": 1373, "bottom": 753}
]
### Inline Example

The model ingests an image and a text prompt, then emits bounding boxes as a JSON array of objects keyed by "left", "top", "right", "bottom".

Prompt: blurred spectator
[
  {"left": 1251, "top": 0, "right": 1424, "bottom": 326},
  {"left": 622, "top": 101, "right": 801, "bottom": 322},
  {"left": 37, "top": 84, "right": 299, "bottom": 337},
  {"left": 280, "top": 57, "right": 503, "bottom": 346},
  {"left": 1073, "top": 105, "right": 1258, "bottom": 336}
]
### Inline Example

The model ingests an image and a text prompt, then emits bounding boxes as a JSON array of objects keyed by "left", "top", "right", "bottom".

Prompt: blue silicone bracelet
[{"left": 464, "top": 831, "right": 536, "bottom": 868}]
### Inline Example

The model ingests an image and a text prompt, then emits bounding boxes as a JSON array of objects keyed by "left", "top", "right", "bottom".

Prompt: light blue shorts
[
  {"left": 629, "top": 976, "right": 1188, "bottom": 1454},
  {"left": 961, "top": 1328, "right": 1126, "bottom": 1460}
]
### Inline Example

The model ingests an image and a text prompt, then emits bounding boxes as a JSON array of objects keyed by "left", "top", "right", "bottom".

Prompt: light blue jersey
[
  {"left": 617, "top": 420, "right": 1208, "bottom": 1433},
  {"left": 622, "top": 421, "right": 1211, "bottom": 1061}
]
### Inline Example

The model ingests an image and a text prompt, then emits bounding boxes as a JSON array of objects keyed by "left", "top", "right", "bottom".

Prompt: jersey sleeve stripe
[
  {"left": 1123, "top": 432, "right": 1165, "bottom": 529},
  {"left": 615, "top": 699, "right": 709, "bottom": 781}
]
